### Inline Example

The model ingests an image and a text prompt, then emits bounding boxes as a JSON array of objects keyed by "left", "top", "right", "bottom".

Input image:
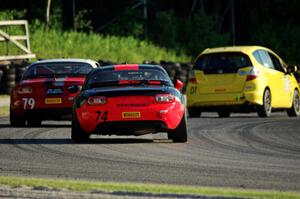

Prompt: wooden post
[{"left": 46, "top": 0, "right": 52, "bottom": 24}]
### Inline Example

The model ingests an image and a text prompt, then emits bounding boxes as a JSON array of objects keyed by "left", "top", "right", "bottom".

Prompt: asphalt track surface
[{"left": 0, "top": 112, "right": 299, "bottom": 191}]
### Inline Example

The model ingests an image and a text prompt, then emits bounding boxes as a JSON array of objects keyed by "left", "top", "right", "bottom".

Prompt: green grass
[
  {"left": 0, "top": 176, "right": 299, "bottom": 199},
  {"left": 0, "top": 95, "right": 9, "bottom": 116},
  {"left": 0, "top": 106, "right": 9, "bottom": 116},
  {"left": 31, "top": 28, "right": 191, "bottom": 63}
]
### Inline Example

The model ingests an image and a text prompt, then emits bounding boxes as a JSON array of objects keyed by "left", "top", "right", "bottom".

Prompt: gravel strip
[{"left": 0, "top": 185, "right": 248, "bottom": 199}]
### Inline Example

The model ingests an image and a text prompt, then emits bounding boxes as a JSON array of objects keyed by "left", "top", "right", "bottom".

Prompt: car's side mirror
[
  {"left": 286, "top": 65, "right": 298, "bottom": 74},
  {"left": 68, "top": 85, "right": 79, "bottom": 93},
  {"left": 175, "top": 79, "right": 183, "bottom": 91}
]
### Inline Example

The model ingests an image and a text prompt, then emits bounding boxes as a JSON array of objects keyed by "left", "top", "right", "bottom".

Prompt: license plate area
[
  {"left": 122, "top": 112, "right": 141, "bottom": 118},
  {"left": 45, "top": 98, "right": 62, "bottom": 104}
]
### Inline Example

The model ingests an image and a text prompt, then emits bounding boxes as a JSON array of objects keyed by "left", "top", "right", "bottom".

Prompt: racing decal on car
[
  {"left": 114, "top": 64, "right": 139, "bottom": 71},
  {"left": 45, "top": 98, "right": 62, "bottom": 104},
  {"left": 122, "top": 112, "right": 141, "bottom": 118},
  {"left": 190, "top": 86, "right": 197, "bottom": 95},
  {"left": 54, "top": 78, "right": 66, "bottom": 86},
  {"left": 95, "top": 111, "right": 108, "bottom": 122},
  {"left": 46, "top": 88, "right": 64, "bottom": 95},
  {"left": 238, "top": 70, "right": 248, "bottom": 76},
  {"left": 284, "top": 76, "right": 292, "bottom": 93},
  {"left": 22, "top": 98, "right": 35, "bottom": 109}
]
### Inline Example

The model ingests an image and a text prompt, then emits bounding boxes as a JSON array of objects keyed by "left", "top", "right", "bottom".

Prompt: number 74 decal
[{"left": 96, "top": 111, "right": 108, "bottom": 122}]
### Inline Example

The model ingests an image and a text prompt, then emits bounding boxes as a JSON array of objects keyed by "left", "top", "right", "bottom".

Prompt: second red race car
[
  {"left": 71, "top": 64, "right": 187, "bottom": 143},
  {"left": 10, "top": 59, "right": 99, "bottom": 126}
]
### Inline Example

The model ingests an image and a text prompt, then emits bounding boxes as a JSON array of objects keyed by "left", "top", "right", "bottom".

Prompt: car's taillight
[
  {"left": 87, "top": 96, "right": 107, "bottom": 105},
  {"left": 246, "top": 68, "right": 260, "bottom": 81},
  {"left": 155, "top": 94, "right": 175, "bottom": 103},
  {"left": 188, "top": 70, "right": 197, "bottom": 84},
  {"left": 188, "top": 77, "right": 197, "bottom": 84},
  {"left": 18, "top": 87, "right": 32, "bottom": 94}
]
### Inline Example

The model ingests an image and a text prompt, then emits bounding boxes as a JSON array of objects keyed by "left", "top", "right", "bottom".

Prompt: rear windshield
[
  {"left": 193, "top": 52, "right": 252, "bottom": 74},
  {"left": 85, "top": 69, "right": 172, "bottom": 89},
  {"left": 22, "top": 62, "right": 93, "bottom": 79}
]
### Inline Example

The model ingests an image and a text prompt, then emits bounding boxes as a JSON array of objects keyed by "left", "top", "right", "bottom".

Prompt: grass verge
[
  {"left": 31, "top": 28, "right": 191, "bottom": 63},
  {"left": 0, "top": 106, "right": 9, "bottom": 116},
  {"left": 0, "top": 95, "right": 9, "bottom": 116},
  {"left": 0, "top": 176, "right": 299, "bottom": 199}
]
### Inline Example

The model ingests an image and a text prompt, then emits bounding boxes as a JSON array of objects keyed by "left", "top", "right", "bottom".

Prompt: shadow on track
[
  {"left": 0, "top": 124, "right": 70, "bottom": 128},
  {"left": 0, "top": 138, "right": 166, "bottom": 145}
]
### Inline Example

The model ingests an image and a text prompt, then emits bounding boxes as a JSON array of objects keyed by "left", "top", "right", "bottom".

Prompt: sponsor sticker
[
  {"left": 45, "top": 98, "right": 62, "bottom": 104},
  {"left": 122, "top": 112, "right": 141, "bottom": 118},
  {"left": 238, "top": 70, "right": 247, "bottom": 76},
  {"left": 47, "top": 88, "right": 63, "bottom": 95}
]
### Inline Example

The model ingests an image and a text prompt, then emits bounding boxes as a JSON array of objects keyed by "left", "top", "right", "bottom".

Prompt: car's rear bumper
[
  {"left": 95, "top": 120, "right": 168, "bottom": 135},
  {"left": 187, "top": 91, "right": 263, "bottom": 107},
  {"left": 76, "top": 101, "right": 185, "bottom": 133}
]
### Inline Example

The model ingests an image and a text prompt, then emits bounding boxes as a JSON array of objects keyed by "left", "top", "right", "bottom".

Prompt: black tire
[
  {"left": 10, "top": 108, "right": 26, "bottom": 127},
  {"left": 188, "top": 108, "right": 201, "bottom": 117},
  {"left": 287, "top": 89, "right": 300, "bottom": 117},
  {"left": 168, "top": 113, "right": 187, "bottom": 143},
  {"left": 27, "top": 118, "right": 42, "bottom": 127},
  {"left": 71, "top": 110, "right": 90, "bottom": 142},
  {"left": 257, "top": 88, "right": 272, "bottom": 117},
  {"left": 217, "top": 110, "right": 231, "bottom": 118}
]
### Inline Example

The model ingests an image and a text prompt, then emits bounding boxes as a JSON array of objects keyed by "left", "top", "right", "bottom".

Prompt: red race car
[
  {"left": 72, "top": 64, "right": 187, "bottom": 143},
  {"left": 10, "top": 59, "right": 99, "bottom": 126}
]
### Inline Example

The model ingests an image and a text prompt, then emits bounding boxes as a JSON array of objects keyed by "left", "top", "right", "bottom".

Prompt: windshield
[
  {"left": 194, "top": 52, "right": 252, "bottom": 74},
  {"left": 22, "top": 62, "right": 93, "bottom": 79},
  {"left": 84, "top": 69, "right": 172, "bottom": 89}
]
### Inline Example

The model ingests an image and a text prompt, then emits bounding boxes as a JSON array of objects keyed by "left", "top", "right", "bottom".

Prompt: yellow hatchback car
[{"left": 186, "top": 46, "right": 300, "bottom": 117}]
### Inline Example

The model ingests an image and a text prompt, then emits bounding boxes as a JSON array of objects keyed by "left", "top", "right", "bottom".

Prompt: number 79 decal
[
  {"left": 22, "top": 98, "right": 35, "bottom": 109},
  {"left": 96, "top": 111, "right": 108, "bottom": 122}
]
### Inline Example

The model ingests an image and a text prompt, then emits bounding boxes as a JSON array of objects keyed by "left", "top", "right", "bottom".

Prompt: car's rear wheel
[
  {"left": 257, "top": 88, "right": 272, "bottom": 117},
  {"left": 168, "top": 113, "right": 187, "bottom": 143},
  {"left": 10, "top": 108, "right": 26, "bottom": 127},
  {"left": 217, "top": 110, "right": 231, "bottom": 118},
  {"left": 71, "top": 110, "right": 90, "bottom": 142},
  {"left": 188, "top": 108, "right": 201, "bottom": 117},
  {"left": 287, "top": 89, "right": 300, "bottom": 117}
]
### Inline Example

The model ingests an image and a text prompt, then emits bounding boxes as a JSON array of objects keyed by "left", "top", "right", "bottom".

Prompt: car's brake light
[
  {"left": 188, "top": 71, "right": 197, "bottom": 84},
  {"left": 87, "top": 96, "right": 107, "bottom": 105},
  {"left": 155, "top": 94, "right": 174, "bottom": 103},
  {"left": 148, "top": 80, "right": 161, "bottom": 85},
  {"left": 188, "top": 78, "right": 197, "bottom": 84},
  {"left": 18, "top": 87, "right": 32, "bottom": 94},
  {"left": 119, "top": 80, "right": 141, "bottom": 84},
  {"left": 246, "top": 68, "right": 260, "bottom": 81}
]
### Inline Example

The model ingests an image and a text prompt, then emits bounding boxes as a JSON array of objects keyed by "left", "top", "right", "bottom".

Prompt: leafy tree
[
  {"left": 152, "top": 10, "right": 178, "bottom": 49},
  {"left": 182, "top": 10, "right": 229, "bottom": 56}
]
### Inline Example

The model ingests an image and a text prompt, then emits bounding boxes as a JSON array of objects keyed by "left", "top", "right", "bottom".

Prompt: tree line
[{"left": 1, "top": 0, "right": 300, "bottom": 63}]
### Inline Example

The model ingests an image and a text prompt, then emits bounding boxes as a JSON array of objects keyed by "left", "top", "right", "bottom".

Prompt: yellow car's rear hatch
[
  {"left": 195, "top": 70, "right": 248, "bottom": 94},
  {"left": 193, "top": 52, "right": 252, "bottom": 94}
]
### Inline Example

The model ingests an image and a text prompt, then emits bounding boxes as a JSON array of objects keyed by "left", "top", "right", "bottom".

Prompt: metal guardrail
[{"left": 0, "top": 20, "right": 35, "bottom": 61}]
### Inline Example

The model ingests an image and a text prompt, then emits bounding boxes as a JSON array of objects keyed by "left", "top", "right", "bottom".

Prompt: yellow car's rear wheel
[
  {"left": 257, "top": 88, "right": 272, "bottom": 117},
  {"left": 188, "top": 108, "right": 201, "bottom": 118},
  {"left": 218, "top": 110, "right": 231, "bottom": 118},
  {"left": 287, "top": 89, "right": 300, "bottom": 117}
]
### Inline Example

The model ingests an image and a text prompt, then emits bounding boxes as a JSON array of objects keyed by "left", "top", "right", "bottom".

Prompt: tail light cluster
[
  {"left": 246, "top": 68, "right": 260, "bottom": 81},
  {"left": 188, "top": 77, "right": 197, "bottom": 84},
  {"left": 87, "top": 94, "right": 175, "bottom": 105},
  {"left": 155, "top": 94, "right": 175, "bottom": 103},
  {"left": 87, "top": 96, "right": 107, "bottom": 105},
  {"left": 18, "top": 87, "right": 32, "bottom": 94}
]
